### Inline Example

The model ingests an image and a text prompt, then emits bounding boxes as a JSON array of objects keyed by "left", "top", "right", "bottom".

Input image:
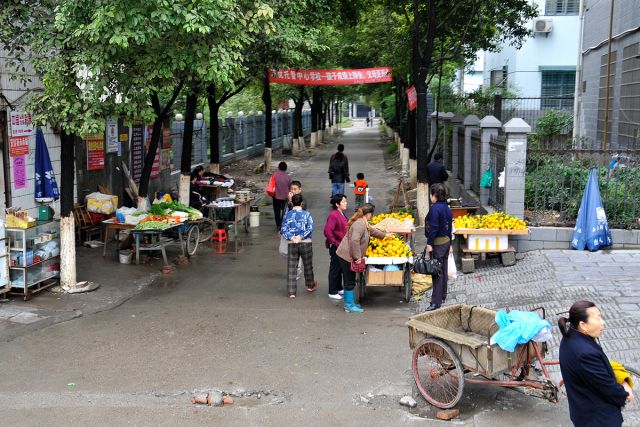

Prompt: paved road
[{"left": 0, "top": 124, "right": 638, "bottom": 426}]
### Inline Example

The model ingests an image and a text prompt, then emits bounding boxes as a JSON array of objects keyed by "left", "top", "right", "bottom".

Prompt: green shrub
[{"left": 385, "top": 142, "right": 398, "bottom": 154}]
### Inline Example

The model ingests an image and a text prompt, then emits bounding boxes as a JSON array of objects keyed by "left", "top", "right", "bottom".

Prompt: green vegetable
[
  {"left": 149, "top": 204, "right": 168, "bottom": 216},
  {"left": 134, "top": 221, "right": 169, "bottom": 231}
]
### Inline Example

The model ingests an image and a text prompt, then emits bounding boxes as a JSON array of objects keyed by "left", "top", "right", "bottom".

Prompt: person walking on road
[
  {"left": 559, "top": 300, "right": 634, "bottom": 427},
  {"left": 272, "top": 161, "right": 292, "bottom": 230},
  {"left": 280, "top": 194, "right": 318, "bottom": 298},
  {"left": 424, "top": 183, "right": 452, "bottom": 311},
  {"left": 336, "top": 203, "right": 392, "bottom": 313},
  {"left": 324, "top": 194, "right": 348, "bottom": 300},
  {"left": 329, "top": 144, "right": 350, "bottom": 197}
]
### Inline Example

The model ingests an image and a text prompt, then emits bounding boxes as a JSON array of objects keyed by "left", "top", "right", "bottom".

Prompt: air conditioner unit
[{"left": 533, "top": 18, "right": 553, "bottom": 33}]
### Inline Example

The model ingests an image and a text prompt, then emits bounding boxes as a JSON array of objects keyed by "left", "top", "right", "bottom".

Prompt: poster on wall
[
  {"left": 130, "top": 123, "right": 145, "bottom": 184},
  {"left": 9, "top": 112, "right": 35, "bottom": 137},
  {"left": 9, "top": 136, "right": 30, "bottom": 157},
  {"left": 86, "top": 135, "right": 105, "bottom": 171},
  {"left": 106, "top": 118, "right": 119, "bottom": 153},
  {"left": 12, "top": 156, "right": 27, "bottom": 190}
]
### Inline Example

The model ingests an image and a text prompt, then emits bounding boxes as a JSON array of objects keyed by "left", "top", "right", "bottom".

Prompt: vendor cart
[
  {"left": 131, "top": 221, "right": 201, "bottom": 265},
  {"left": 454, "top": 228, "right": 528, "bottom": 273},
  {"left": 206, "top": 201, "right": 251, "bottom": 238},
  {"left": 356, "top": 227, "right": 415, "bottom": 303},
  {"left": 407, "top": 304, "right": 559, "bottom": 408}
]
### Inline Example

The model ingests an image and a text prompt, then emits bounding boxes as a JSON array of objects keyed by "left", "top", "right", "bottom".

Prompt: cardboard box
[
  {"left": 466, "top": 234, "right": 509, "bottom": 251},
  {"left": 366, "top": 270, "right": 386, "bottom": 285},
  {"left": 385, "top": 270, "right": 404, "bottom": 285}
]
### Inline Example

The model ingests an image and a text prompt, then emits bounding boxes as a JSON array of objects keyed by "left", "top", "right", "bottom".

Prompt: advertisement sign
[
  {"left": 86, "top": 135, "right": 105, "bottom": 171},
  {"left": 9, "top": 112, "right": 35, "bottom": 137},
  {"left": 268, "top": 67, "right": 392, "bottom": 86},
  {"left": 130, "top": 123, "right": 145, "bottom": 184},
  {"left": 12, "top": 156, "right": 27, "bottom": 190},
  {"left": 406, "top": 86, "right": 418, "bottom": 111},
  {"left": 106, "top": 118, "right": 119, "bottom": 153},
  {"left": 9, "top": 136, "right": 30, "bottom": 157}
]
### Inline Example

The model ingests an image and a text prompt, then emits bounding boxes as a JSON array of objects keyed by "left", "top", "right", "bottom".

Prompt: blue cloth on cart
[{"left": 491, "top": 310, "right": 551, "bottom": 352}]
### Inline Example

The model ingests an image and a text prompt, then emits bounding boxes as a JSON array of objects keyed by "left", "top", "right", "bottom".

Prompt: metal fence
[
  {"left": 470, "top": 130, "right": 482, "bottom": 195},
  {"left": 500, "top": 97, "right": 574, "bottom": 132},
  {"left": 172, "top": 110, "right": 311, "bottom": 170},
  {"left": 525, "top": 149, "right": 640, "bottom": 229},
  {"left": 489, "top": 133, "right": 506, "bottom": 211}
]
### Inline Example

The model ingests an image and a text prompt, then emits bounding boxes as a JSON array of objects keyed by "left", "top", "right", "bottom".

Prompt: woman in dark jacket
[
  {"left": 424, "top": 183, "right": 452, "bottom": 311},
  {"left": 559, "top": 300, "right": 633, "bottom": 427},
  {"left": 323, "top": 194, "right": 348, "bottom": 300}
]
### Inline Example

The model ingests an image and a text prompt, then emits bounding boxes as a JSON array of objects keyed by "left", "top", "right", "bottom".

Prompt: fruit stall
[
  {"left": 357, "top": 210, "right": 415, "bottom": 303},
  {"left": 453, "top": 212, "right": 528, "bottom": 273}
]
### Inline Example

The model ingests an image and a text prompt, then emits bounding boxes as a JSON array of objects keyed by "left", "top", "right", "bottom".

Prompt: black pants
[
  {"left": 338, "top": 257, "right": 357, "bottom": 291},
  {"left": 328, "top": 245, "right": 344, "bottom": 295},
  {"left": 430, "top": 241, "right": 450, "bottom": 306},
  {"left": 273, "top": 197, "right": 287, "bottom": 229}
]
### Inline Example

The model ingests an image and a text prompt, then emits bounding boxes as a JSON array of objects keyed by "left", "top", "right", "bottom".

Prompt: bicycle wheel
[
  {"left": 186, "top": 225, "right": 200, "bottom": 256},
  {"left": 197, "top": 218, "right": 215, "bottom": 243},
  {"left": 413, "top": 338, "right": 464, "bottom": 409},
  {"left": 624, "top": 366, "right": 640, "bottom": 414}
]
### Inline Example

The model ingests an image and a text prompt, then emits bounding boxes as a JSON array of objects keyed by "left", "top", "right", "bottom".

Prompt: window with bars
[
  {"left": 545, "top": 0, "right": 579, "bottom": 15},
  {"left": 541, "top": 70, "right": 575, "bottom": 109},
  {"left": 597, "top": 51, "right": 617, "bottom": 145},
  {"left": 490, "top": 66, "right": 508, "bottom": 87},
  {"left": 619, "top": 43, "right": 640, "bottom": 148}
]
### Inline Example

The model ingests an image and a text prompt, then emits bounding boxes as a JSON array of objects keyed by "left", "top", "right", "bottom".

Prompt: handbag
[
  {"left": 412, "top": 248, "right": 442, "bottom": 277},
  {"left": 347, "top": 226, "right": 366, "bottom": 273},
  {"left": 266, "top": 174, "right": 276, "bottom": 197},
  {"left": 279, "top": 235, "right": 288, "bottom": 257}
]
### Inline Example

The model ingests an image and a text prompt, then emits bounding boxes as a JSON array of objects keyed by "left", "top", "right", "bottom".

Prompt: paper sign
[
  {"left": 86, "top": 135, "right": 105, "bottom": 171},
  {"left": 9, "top": 112, "right": 35, "bottom": 137},
  {"left": 106, "top": 118, "right": 119, "bottom": 153},
  {"left": 268, "top": 67, "right": 392, "bottom": 86},
  {"left": 406, "top": 86, "right": 417, "bottom": 111},
  {"left": 9, "top": 136, "right": 30, "bottom": 157},
  {"left": 130, "top": 124, "right": 145, "bottom": 185},
  {"left": 12, "top": 156, "right": 27, "bottom": 189}
]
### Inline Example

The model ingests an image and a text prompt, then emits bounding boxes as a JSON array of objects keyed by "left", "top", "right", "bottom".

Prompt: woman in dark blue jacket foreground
[
  {"left": 423, "top": 183, "right": 452, "bottom": 311},
  {"left": 559, "top": 301, "right": 633, "bottom": 426}
]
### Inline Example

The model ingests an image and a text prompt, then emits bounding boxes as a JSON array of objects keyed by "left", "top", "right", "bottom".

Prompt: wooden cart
[
  {"left": 407, "top": 304, "right": 559, "bottom": 408},
  {"left": 454, "top": 228, "right": 529, "bottom": 273},
  {"left": 357, "top": 226, "right": 415, "bottom": 303}
]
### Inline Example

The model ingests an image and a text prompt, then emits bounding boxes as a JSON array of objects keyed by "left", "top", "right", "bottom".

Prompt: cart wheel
[
  {"left": 624, "top": 367, "right": 640, "bottom": 413},
  {"left": 197, "top": 218, "right": 215, "bottom": 244},
  {"left": 186, "top": 226, "right": 200, "bottom": 256},
  {"left": 356, "top": 272, "right": 366, "bottom": 303},
  {"left": 403, "top": 267, "right": 412, "bottom": 303},
  {"left": 413, "top": 338, "right": 464, "bottom": 409}
]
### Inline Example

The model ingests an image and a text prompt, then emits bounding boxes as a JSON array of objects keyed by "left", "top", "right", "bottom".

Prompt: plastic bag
[
  {"left": 86, "top": 192, "right": 118, "bottom": 214},
  {"left": 490, "top": 310, "right": 551, "bottom": 352},
  {"left": 447, "top": 252, "right": 457, "bottom": 281},
  {"left": 266, "top": 175, "right": 276, "bottom": 197},
  {"left": 480, "top": 166, "right": 493, "bottom": 188},
  {"left": 279, "top": 235, "right": 288, "bottom": 257}
]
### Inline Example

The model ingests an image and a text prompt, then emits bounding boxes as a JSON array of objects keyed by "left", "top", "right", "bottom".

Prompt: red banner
[
  {"left": 268, "top": 67, "right": 392, "bottom": 86},
  {"left": 86, "top": 135, "right": 105, "bottom": 171},
  {"left": 9, "top": 136, "right": 29, "bottom": 157},
  {"left": 406, "top": 86, "right": 417, "bottom": 111}
]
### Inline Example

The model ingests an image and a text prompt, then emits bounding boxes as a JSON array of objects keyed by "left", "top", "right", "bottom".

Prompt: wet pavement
[{"left": 0, "top": 124, "right": 638, "bottom": 425}]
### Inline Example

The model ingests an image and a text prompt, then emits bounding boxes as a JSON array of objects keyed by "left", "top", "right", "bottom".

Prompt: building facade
[
  {"left": 483, "top": 0, "right": 581, "bottom": 100},
  {"left": 575, "top": 0, "right": 640, "bottom": 148}
]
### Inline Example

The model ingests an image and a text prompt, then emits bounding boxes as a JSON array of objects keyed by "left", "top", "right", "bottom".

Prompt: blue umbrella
[
  {"left": 34, "top": 129, "right": 60, "bottom": 203},
  {"left": 571, "top": 168, "right": 612, "bottom": 251}
]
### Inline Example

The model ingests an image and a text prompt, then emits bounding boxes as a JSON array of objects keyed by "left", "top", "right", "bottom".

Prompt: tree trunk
[
  {"left": 292, "top": 86, "right": 304, "bottom": 155},
  {"left": 59, "top": 129, "right": 76, "bottom": 290},
  {"left": 207, "top": 84, "right": 221, "bottom": 175},
  {"left": 180, "top": 88, "right": 199, "bottom": 205},
  {"left": 262, "top": 69, "right": 273, "bottom": 172},
  {"left": 310, "top": 87, "right": 319, "bottom": 148},
  {"left": 138, "top": 85, "right": 183, "bottom": 199}
]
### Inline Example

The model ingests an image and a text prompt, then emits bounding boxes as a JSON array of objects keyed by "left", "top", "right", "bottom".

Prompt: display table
[
  {"left": 131, "top": 223, "right": 185, "bottom": 266},
  {"left": 101, "top": 219, "right": 135, "bottom": 257}
]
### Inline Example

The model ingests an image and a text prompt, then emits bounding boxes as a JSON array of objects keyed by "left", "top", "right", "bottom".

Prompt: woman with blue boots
[{"left": 336, "top": 203, "right": 393, "bottom": 313}]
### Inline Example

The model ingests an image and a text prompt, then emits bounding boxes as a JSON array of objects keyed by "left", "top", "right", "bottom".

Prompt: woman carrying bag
[
  {"left": 336, "top": 203, "right": 393, "bottom": 313},
  {"left": 424, "top": 183, "right": 453, "bottom": 312}
]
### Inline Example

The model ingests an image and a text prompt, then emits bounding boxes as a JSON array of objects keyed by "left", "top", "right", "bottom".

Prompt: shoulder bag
[{"left": 412, "top": 248, "right": 442, "bottom": 278}]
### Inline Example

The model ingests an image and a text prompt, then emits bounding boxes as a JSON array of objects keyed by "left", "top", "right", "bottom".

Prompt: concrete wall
[
  {"left": 577, "top": 0, "right": 640, "bottom": 148},
  {"left": 483, "top": 0, "right": 580, "bottom": 97},
  {"left": 510, "top": 226, "right": 640, "bottom": 251}
]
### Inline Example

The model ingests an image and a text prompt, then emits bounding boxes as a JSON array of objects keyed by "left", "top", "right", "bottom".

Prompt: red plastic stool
[{"left": 212, "top": 228, "right": 227, "bottom": 242}]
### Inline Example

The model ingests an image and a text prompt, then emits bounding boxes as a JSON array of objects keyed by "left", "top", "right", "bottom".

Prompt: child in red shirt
[{"left": 354, "top": 173, "right": 368, "bottom": 210}]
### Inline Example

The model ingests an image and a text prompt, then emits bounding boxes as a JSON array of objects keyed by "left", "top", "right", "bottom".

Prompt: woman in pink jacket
[{"left": 324, "top": 194, "right": 348, "bottom": 300}]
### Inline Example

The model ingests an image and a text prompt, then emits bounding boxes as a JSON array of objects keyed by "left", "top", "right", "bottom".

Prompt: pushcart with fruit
[
  {"left": 453, "top": 213, "right": 529, "bottom": 273},
  {"left": 357, "top": 211, "right": 416, "bottom": 303}
]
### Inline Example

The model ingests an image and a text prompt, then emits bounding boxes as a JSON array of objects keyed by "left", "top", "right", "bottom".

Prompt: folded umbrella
[{"left": 34, "top": 129, "right": 60, "bottom": 203}]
